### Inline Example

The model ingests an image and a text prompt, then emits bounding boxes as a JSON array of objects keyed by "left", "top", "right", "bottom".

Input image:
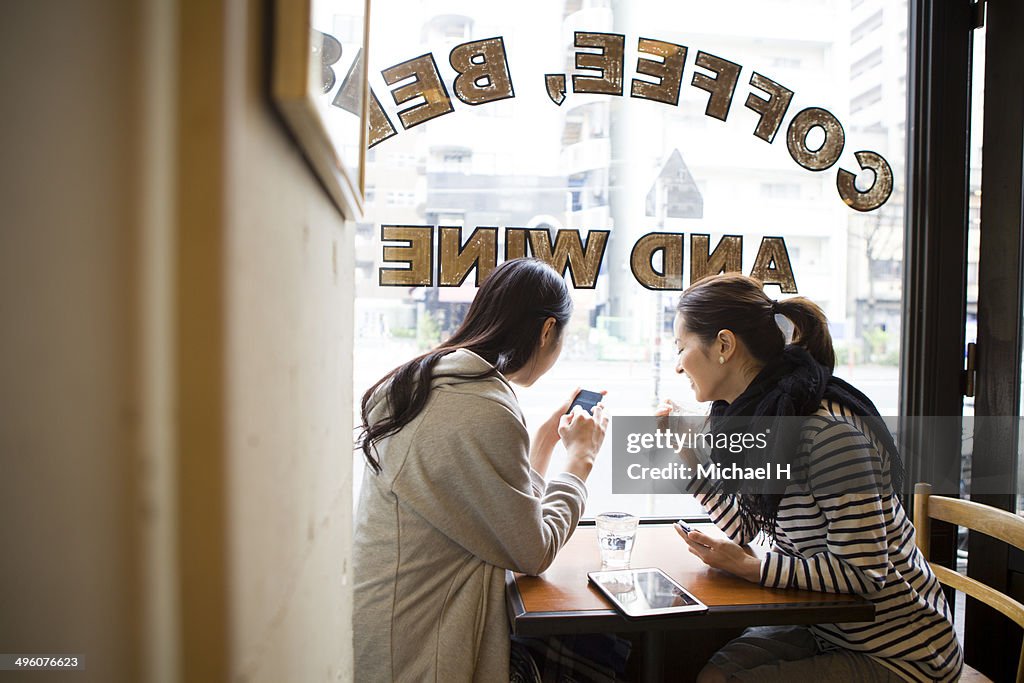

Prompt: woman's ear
[
  {"left": 539, "top": 317, "right": 558, "bottom": 347},
  {"left": 717, "top": 329, "right": 736, "bottom": 359}
]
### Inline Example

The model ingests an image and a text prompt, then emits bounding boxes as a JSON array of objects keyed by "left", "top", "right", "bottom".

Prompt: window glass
[{"left": 355, "top": 0, "right": 908, "bottom": 517}]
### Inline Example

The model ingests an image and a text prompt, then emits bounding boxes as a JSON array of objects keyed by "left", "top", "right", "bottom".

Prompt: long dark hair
[
  {"left": 357, "top": 258, "right": 573, "bottom": 473},
  {"left": 677, "top": 273, "right": 835, "bottom": 370}
]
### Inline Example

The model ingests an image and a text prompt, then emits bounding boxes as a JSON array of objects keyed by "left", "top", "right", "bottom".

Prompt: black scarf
[{"left": 708, "top": 345, "right": 905, "bottom": 540}]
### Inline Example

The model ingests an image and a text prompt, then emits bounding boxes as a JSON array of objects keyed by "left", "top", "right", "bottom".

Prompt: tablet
[{"left": 588, "top": 567, "right": 708, "bottom": 618}]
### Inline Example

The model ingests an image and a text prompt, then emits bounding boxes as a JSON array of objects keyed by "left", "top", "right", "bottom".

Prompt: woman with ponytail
[
  {"left": 353, "top": 258, "right": 608, "bottom": 682},
  {"left": 660, "top": 273, "right": 961, "bottom": 682}
]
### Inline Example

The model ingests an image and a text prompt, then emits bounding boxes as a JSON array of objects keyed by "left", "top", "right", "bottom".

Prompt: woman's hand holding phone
[
  {"left": 537, "top": 388, "right": 584, "bottom": 442},
  {"left": 558, "top": 400, "right": 609, "bottom": 482},
  {"left": 673, "top": 523, "right": 762, "bottom": 583},
  {"left": 530, "top": 388, "right": 605, "bottom": 477}
]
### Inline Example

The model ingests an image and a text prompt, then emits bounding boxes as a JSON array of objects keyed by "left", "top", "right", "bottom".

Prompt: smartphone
[
  {"left": 675, "top": 520, "right": 712, "bottom": 547},
  {"left": 567, "top": 389, "right": 603, "bottom": 415},
  {"left": 588, "top": 567, "right": 708, "bottom": 618}
]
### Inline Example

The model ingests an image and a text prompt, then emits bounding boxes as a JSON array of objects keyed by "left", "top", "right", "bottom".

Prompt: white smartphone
[{"left": 587, "top": 567, "right": 708, "bottom": 618}]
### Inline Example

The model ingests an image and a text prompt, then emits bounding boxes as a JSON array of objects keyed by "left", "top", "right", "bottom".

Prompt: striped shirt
[{"left": 691, "top": 399, "right": 963, "bottom": 682}]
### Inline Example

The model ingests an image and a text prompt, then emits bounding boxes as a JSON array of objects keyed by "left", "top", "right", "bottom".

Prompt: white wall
[
  {"left": 0, "top": 0, "right": 355, "bottom": 680},
  {"left": 0, "top": 2, "right": 146, "bottom": 680},
  {"left": 224, "top": 0, "right": 354, "bottom": 679}
]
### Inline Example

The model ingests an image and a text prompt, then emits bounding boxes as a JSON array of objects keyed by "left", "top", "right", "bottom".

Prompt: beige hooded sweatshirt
[{"left": 353, "top": 349, "right": 587, "bottom": 682}]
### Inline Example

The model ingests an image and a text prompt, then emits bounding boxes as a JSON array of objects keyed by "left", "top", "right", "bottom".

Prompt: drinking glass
[{"left": 595, "top": 511, "right": 639, "bottom": 568}]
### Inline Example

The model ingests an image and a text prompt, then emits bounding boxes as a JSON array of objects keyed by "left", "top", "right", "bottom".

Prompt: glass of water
[{"left": 595, "top": 511, "right": 639, "bottom": 569}]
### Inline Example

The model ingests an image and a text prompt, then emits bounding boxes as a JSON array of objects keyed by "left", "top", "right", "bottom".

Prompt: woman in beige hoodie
[{"left": 354, "top": 258, "right": 608, "bottom": 682}]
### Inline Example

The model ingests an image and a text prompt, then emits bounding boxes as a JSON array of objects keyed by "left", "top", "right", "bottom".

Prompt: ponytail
[
  {"left": 774, "top": 297, "right": 835, "bottom": 370},
  {"left": 678, "top": 274, "right": 835, "bottom": 370}
]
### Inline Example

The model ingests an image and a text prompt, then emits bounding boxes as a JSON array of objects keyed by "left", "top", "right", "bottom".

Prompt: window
[
  {"left": 770, "top": 56, "right": 802, "bottom": 69},
  {"left": 568, "top": 172, "right": 585, "bottom": 212},
  {"left": 850, "top": 47, "right": 883, "bottom": 80},
  {"left": 870, "top": 258, "right": 902, "bottom": 279},
  {"left": 562, "top": 120, "right": 583, "bottom": 146},
  {"left": 359, "top": 1, "right": 907, "bottom": 518},
  {"left": 851, "top": 84, "right": 883, "bottom": 113},
  {"left": 428, "top": 146, "right": 473, "bottom": 173},
  {"left": 385, "top": 191, "right": 416, "bottom": 207},
  {"left": 760, "top": 183, "right": 801, "bottom": 200},
  {"left": 852, "top": 10, "right": 883, "bottom": 43},
  {"left": 423, "top": 14, "right": 473, "bottom": 44}
]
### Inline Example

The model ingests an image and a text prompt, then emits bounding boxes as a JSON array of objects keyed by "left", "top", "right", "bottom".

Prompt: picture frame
[{"left": 272, "top": 0, "right": 370, "bottom": 219}]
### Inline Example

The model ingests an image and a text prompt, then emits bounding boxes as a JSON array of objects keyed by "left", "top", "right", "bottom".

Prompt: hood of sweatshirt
[{"left": 364, "top": 348, "right": 523, "bottom": 425}]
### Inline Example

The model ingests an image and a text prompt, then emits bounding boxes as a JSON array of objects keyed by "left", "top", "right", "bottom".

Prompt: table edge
[{"left": 505, "top": 569, "right": 876, "bottom": 636}]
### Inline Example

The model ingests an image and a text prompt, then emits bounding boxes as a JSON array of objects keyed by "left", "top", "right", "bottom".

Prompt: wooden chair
[{"left": 914, "top": 482, "right": 1024, "bottom": 682}]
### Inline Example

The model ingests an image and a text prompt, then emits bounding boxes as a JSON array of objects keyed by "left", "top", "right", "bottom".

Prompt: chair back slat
[
  {"left": 928, "top": 495, "right": 1024, "bottom": 551},
  {"left": 914, "top": 482, "right": 1024, "bottom": 683},
  {"left": 930, "top": 563, "right": 1024, "bottom": 628}
]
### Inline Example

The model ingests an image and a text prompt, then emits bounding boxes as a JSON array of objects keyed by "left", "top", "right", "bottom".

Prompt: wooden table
[{"left": 506, "top": 523, "right": 875, "bottom": 680}]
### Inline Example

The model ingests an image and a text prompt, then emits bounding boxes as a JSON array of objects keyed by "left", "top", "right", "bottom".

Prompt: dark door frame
[
  {"left": 967, "top": 1, "right": 1024, "bottom": 680},
  {"left": 904, "top": 0, "right": 1024, "bottom": 679},
  {"left": 901, "top": 0, "right": 974, "bottom": 598}
]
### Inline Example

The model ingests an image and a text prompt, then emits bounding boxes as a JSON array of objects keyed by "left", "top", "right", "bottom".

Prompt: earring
[{"left": 718, "top": 356, "right": 725, "bottom": 365}]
